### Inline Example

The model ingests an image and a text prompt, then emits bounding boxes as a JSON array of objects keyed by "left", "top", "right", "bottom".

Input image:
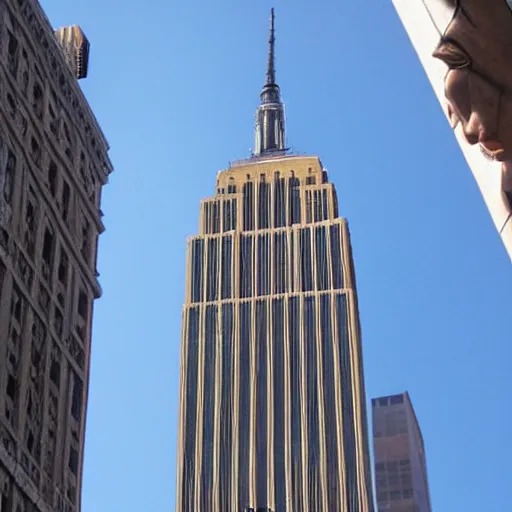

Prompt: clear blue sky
[{"left": 43, "top": 0, "right": 511, "bottom": 510}]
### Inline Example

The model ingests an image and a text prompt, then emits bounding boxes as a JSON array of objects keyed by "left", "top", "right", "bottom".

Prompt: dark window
[
  {"left": 182, "top": 307, "right": 199, "bottom": 512},
  {"left": 69, "top": 447, "right": 78, "bottom": 475},
  {"left": 257, "top": 234, "right": 270, "bottom": 296},
  {"left": 58, "top": 250, "right": 68, "bottom": 285},
  {"left": 219, "top": 304, "right": 233, "bottom": 511},
  {"left": 288, "top": 296, "right": 303, "bottom": 512},
  {"left": 62, "top": 181, "right": 71, "bottom": 221},
  {"left": 6, "top": 93, "right": 16, "bottom": 117},
  {"left": 379, "top": 397, "right": 389, "bottom": 407},
  {"left": 243, "top": 181, "right": 254, "bottom": 231},
  {"left": 273, "top": 232, "right": 287, "bottom": 294},
  {"left": 390, "top": 394, "right": 404, "bottom": 405},
  {"left": 239, "top": 235, "right": 253, "bottom": 298},
  {"left": 221, "top": 236, "right": 233, "bottom": 299},
  {"left": 272, "top": 299, "right": 286, "bottom": 510},
  {"left": 258, "top": 179, "right": 270, "bottom": 229},
  {"left": 190, "top": 239, "right": 204, "bottom": 302},
  {"left": 206, "top": 238, "right": 218, "bottom": 301},
  {"left": 304, "top": 296, "right": 319, "bottom": 512},
  {"left": 305, "top": 191, "right": 312, "bottom": 223},
  {"left": 71, "top": 375, "right": 83, "bottom": 420},
  {"left": 211, "top": 201, "right": 220, "bottom": 234},
  {"left": 50, "top": 360, "right": 61, "bottom": 387},
  {"left": 78, "top": 291, "right": 88, "bottom": 319},
  {"left": 4, "top": 151, "right": 16, "bottom": 204},
  {"left": 238, "top": 303, "right": 251, "bottom": 510},
  {"left": 306, "top": 176, "right": 316, "bottom": 185},
  {"left": 48, "top": 162, "right": 58, "bottom": 196},
  {"left": 315, "top": 227, "right": 329, "bottom": 291},
  {"left": 255, "top": 300, "right": 267, "bottom": 506},
  {"left": 8, "top": 32, "right": 18, "bottom": 56},
  {"left": 313, "top": 190, "right": 323, "bottom": 222},
  {"left": 27, "top": 430, "right": 34, "bottom": 453},
  {"left": 330, "top": 225, "right": 343, "bottom": 289},
  {"left": 288, "top": 176, "right": 301, "bottom": 225},
  {"left": 42, "top": 228, "right": 54, "bottom": 281},
  {"left": 273, "top": 173, "right": 286, "bottom": 228},
  {"left": 200, "top": 305, "right": 217, "bottom": 510},
  {"left": 30, "top": 137, "right": 41, "bottom": 165},
  {"left": 299, "top": 228, "right": 313, "bottom": 291},
  {"left": 12, "top": 293, "right": 22, "bottom": 323},
  {"left": 6, "top": 375, "right": 16, "bottom": 399},
  {"left": 33, "top": 83, "right": 44, "bottom": 119}
]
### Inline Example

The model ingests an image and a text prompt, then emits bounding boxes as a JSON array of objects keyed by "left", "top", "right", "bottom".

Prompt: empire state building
[{"left": 175, "top": 9, "right": 374, "bottom": 512}]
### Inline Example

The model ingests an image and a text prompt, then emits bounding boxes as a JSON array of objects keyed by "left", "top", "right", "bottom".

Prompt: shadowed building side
[
  {"left": 0, "top": 1, "right": 112, "bottom": 511},
  {"left": 372, "top": 392, "right": 432, "bottom": 512}
]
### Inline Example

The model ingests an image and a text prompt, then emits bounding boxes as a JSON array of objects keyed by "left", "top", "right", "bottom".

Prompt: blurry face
[{"left": 432, "top": 0, "right": 512, "bottom": 188}]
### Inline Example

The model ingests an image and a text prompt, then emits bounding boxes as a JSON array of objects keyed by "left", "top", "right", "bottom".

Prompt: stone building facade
[{"left": 0, "top": 1, "right": 112, "bottom": 511}]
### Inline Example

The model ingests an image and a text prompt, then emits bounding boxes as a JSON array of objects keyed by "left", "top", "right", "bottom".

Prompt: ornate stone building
[
  {"left": 175, "top": 10, "right": 374, "bottom": 512},
  {"left": 0, "top": 1, "right": 112, "bottom": 511}
]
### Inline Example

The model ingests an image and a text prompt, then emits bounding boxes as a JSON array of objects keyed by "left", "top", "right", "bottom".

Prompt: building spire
[
  {"left": 266, "top": 8, "right": 276, "bottom": 85},
  {"left": 253, "top": 8, "right": 286, "bottom": 157}
]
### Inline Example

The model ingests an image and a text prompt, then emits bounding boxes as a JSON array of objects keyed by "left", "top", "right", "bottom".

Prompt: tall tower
[
  {"left": 0, "top": 1, "right": 112, "bottom": 511},
  {"left": 372, "top": 392, "right": 432, "bottom": 512},
  {"left": 176, "top": 10, "right": 374, "bottom": 512}
]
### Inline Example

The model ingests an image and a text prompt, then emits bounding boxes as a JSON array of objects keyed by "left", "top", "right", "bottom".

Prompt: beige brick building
[{"left": 175, "top": 10, "right": 374, "bottom": 512}]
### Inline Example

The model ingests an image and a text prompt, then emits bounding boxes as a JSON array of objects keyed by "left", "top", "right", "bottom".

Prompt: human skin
[{"left": 432, "top": 0, "right": 512, "bottom": 192}]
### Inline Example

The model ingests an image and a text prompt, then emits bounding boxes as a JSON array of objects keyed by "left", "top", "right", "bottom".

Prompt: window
[
  {"left": 390, "top": 394, "right": 404, "bottom": 405},
  {"left": 50, "top": 360, "right": 60, "bottom": 387},
  {"left": 6, "top": 375, "right": 16, "bottom": 399},
  {"left": 12, "top": 292, "right": 22, "bottom": 323},
  {"left": 78, "top": 291, "right": 88, "bottom": 319},
  {"left": 390, "top": 490, "right": 401, "bottom": 501},
  {"left": 30, "top": 137, "right": 41, "bottom": 165},
  {"left": 68, "top": 447, "right": 78, "bottom": 475},
  {"left": 6, "top": 93, "right": 16, "bottom": 117},
  {"left": 62, "top": 181, "right": 70, "bottom": 221},
  {"left": 58, "top": 250, "right": 68, "bottom": 285},
  {"left": 7, "top": 32, "right": 19, "bottom": 75},
  {"left": 48, "top": 162, "right": 58, "bottom": 196},
  {"left": 4, "top": 151, "right": 16, "bottom": 204},
  {"left": 379, "top": 397, "right": 389, "bottom": 407},
  {"left": 33, "top": 83, "right": 44, "bottom": 119},
  {"left": 42, "top": 228, "right": 54, "bottom": 265},
  {"left": 71, "top": 375, "right": 83, "bottom": 420}
]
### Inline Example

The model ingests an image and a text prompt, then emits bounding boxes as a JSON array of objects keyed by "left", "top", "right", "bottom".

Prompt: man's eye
[{"left": 432, "top": 42, "right": 472, "bottom": 70}]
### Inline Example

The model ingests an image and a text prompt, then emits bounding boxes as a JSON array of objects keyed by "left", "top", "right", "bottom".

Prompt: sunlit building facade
[{"left": 175, "top": 10, "right": 374, "bottom": 512}]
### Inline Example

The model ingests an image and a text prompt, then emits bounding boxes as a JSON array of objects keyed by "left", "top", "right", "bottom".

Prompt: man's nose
[{"left": 462, "top": 112, "right": 482, "bottom": 145}]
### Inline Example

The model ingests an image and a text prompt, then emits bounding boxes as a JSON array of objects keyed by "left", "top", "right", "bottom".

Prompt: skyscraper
[
  {"left": 0, "top": 1, "right": 112, "bottom": 511},
  {"left": 176, "top": 10, "right": 374, "bottom": 512},
  {"left": 372, "top": 392, "right": 432, "bottom": 512}
]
